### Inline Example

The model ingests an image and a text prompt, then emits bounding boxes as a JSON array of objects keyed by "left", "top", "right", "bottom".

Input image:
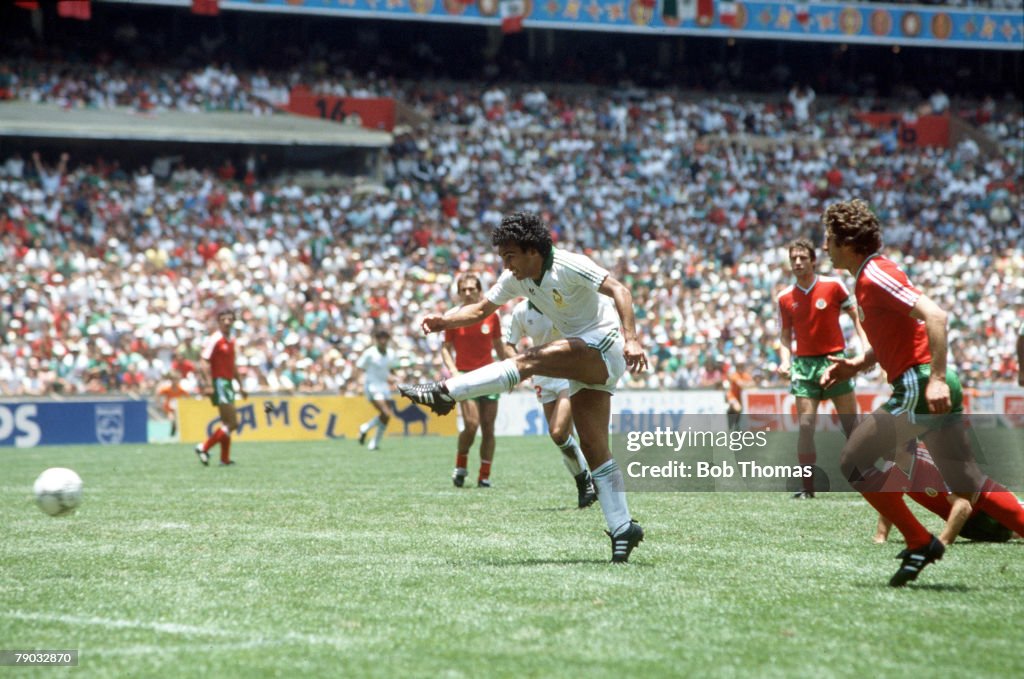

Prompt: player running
[
  {"left": 776, "top": 237, "right": 868, "bottom": 499},
  {"left": 400, "top": 212, "right": 648, "bottom": 563},
  {"left": 505, "top": 298, "right": 597, "bottom": 509},
  {"left": 821, "top": 199, "right": 985, "bottom": 587},
  {"left": 195, "top": 308, "right": 246, "bottom": 467},
  {"left": 442, "top": 273, "right": 506, "bottom": 488},
  {"left": 355, "top": 329, "right": 400, "bottom": 451}
]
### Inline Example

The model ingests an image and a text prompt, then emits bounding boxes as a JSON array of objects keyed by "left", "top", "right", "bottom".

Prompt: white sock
[
  {"left": 373, "top": 421, "right": 387, "bottom": 447},
  {"left": 445, "top": 359, "right": 521, "bottom": 400},
  {"left": 556, "top": 435, "right": 586, "bottom": 477},
  {"left": 591, "top": 459, "right": 631, "bottom": 536},
  {"left": 360, "top": 416, "right": 380, "bottom": 434}
]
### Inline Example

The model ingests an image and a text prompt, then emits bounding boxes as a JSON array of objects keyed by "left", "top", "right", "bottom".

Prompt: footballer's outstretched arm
[{"left": 422, "top": 299, "right": 500, "bottom": 334}]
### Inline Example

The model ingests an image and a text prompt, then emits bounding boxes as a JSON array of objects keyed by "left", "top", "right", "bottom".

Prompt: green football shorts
[
  {"left": 210, "top": 377, "right": 236, "bottom": 406},
  {"left": 790, "top": 353, "right": 854, "bottom": 401},
  {"left": 882, "top": 364, "right": 963, "bottom": 419}
]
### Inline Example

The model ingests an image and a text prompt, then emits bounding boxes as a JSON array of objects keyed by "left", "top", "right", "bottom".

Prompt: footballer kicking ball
[{"left": 33, "top": 467, "right": 83, "bottom": 516}]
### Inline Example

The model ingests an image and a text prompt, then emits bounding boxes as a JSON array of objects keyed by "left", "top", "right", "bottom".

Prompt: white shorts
[
  {"left": 365, "top": 384, "right": 390, "bottom": 402},
  {"left": 568, "top": 328, "right": 625, "bottom": 397},
  {"left": 533, "top": 375, "right": 570, "bottom": 405}
]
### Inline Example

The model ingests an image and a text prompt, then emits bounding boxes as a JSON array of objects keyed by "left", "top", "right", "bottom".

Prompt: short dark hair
[
  {"left": 822, "top": 199, "right": 882, "bottom": 256},
  {"left": 787, "top": 238, "right": 816, "bottom": 262},
  {"left": 374, "top": 329, "right": 391, "bottom": 340},
  {"left": 492, "top": 212, "right": 553, "bottom": 258},
  {"left": 457, "top": 273, "right": 482, "bottom": 291}
]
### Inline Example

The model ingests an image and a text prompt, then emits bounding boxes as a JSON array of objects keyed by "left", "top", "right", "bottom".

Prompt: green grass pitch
[{"left": 3, "top": 436, "right": 1022, "bottom": 678}]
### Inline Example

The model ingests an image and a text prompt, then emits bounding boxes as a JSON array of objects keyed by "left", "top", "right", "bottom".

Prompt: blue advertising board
[
  {"left": 0, "top": 401, "right": 148, "bottom": 448},
  {"left": 196, "top": 0, "right": 1024, "bottom": 51}
]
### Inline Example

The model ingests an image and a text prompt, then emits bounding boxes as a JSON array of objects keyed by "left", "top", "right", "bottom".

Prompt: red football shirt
[
  {"left": 777, "top": 275, "right": 852, "bottom": 356},
  {"left": 855, "top": 255, "right": 930, "bottom": 380},
  {"left": 445, "top": 313, "right": 500, "bottom": 372},
  {"left": 201, "top": 331, "right": 236, "bottom": 379}
]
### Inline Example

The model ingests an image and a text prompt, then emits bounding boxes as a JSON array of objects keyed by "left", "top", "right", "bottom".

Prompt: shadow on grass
[
  {"left": 480, "top": 558, "right": 655, "bottom": 568},
  {"left": 854, "top": 581, "right": 973, "bottom": 593}
]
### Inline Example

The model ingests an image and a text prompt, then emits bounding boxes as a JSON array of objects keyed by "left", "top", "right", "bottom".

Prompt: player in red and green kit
[
  {"left": 195, "top": 308, "right": 247, "bottom": 466},
  {"left": 776, "top": 238, "right": 869, "bottom": 499},
  {"left": 870, "top": 441, "right": 1024, "bottom": 544},
  {"left": 441, "top": 273, "right": 506, "bottom": 488},
  {"left": 821, "top": 199, "right": 993, "bottom": 587}
]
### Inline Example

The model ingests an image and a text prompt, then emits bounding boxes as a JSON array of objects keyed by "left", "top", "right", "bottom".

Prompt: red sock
[
  {"left": 478, "top": 460, "right": 492, "bottom": 482},
  {"left": 975, "top": 489, "right": 1024, "bottom": 537},
  {"left": 221, "top": 433, "right": 232, "bottom": 464},
  {"left": 798, "top": 453, "right": 816, "bottom": 492},
  {"left": 202, "top": 426, "right": 226, "bottom": 452},
  {"left": 455, "top": 453, "right": 468, "bottom": 470},
  {"left": 907, "top": 491, "right": 953, "bottom": 520},
  {"left": 862, "top": 492, "right": 931, "bottom": 549}
]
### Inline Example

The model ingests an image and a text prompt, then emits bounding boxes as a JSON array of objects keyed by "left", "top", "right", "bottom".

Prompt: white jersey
[
  {"left": 505, "top": 300, "right": 562, "bottom": 347},
  {"left": 356, "top": 346, "right": 398, "bottom": 390},
  {"left": 486, "top": 248, "right": 619, "bottom": 339}
]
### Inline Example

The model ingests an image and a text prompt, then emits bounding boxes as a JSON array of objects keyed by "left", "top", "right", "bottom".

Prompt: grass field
[{"left": 3, "top": 436, "right": 1022, "bottom": 678}]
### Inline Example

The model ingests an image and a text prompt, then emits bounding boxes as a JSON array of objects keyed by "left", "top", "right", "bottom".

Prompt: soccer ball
[{"left": 33, "top": 467, "right": 83, "bottom": 516}]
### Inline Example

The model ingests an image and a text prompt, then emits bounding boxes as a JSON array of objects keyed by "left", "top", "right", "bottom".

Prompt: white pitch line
[{"left": 4, "top": 611, "right": 352, "bottom": 648}]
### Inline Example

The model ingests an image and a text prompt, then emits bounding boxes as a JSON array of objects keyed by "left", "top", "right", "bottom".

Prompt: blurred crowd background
[{"left": 0, "top": 4, "right": 1020, "bottom": 399}]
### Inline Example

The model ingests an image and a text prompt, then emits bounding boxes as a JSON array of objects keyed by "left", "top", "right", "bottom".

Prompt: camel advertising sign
[{"left": 178, "top": 395, "right": 457, "bottom": 443}]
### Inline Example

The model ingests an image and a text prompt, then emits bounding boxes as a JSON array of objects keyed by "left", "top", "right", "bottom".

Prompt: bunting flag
[
  {"left": 695, "top": 0, "right": 714, "bottom": 25},
  {"left": 56, "top": 0, "right": 91, "bottom": 20},
  {"left": 663, "top": 0, "right": 698, "bottom": 21},
  {"left": 192, "top": 0, "right": 220, "bottom": 15},
  {"left": 719, "top": 0, "right": 737, "bottom": 27},
  {"left": 500, "top": 0, "right": 525, "bottom": 33},
  {"left": 795, "top": 0, "right": 810, "bottom": 26}
]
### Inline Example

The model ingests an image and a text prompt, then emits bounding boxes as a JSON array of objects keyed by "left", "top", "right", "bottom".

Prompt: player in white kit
[
  {"left": 505, "top": 299, "right": 598, "bottom": 509},
  {"left": 355, "top": 329, "right": 400, "bottom": 451},
  {"left": 402, "top": 212, "right": 648, "bottom": 563}
]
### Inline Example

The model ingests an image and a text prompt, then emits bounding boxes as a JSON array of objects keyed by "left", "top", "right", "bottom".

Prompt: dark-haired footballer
[{"left": 401, "top": 212, "right": 648, "bottom": 563}]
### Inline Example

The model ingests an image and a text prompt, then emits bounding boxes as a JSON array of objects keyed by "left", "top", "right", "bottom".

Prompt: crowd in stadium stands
[{"left": 0, "top": 69, "right": 1020, "bottom": 399}]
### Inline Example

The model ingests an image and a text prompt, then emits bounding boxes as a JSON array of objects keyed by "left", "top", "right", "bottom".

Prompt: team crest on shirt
[
  {"left": 815, "top": 299, "right": 827, "bottom": 310},
  {"left": 552, "top": 289, "right": 566, "bottom": 307},
  {"left": 925, "top": 487, "right": 939, "bottom": 498},
  {"left": 482, "top": 324, "right": 491, "bottom": 334}
]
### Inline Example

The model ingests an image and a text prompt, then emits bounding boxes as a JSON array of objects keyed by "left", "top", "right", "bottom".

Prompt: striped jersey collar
[
  {"left": 795, "top": 275, "right": 818, "bottom": 295},
  {"left": 533, "top": 247, "right": 555, "bottom": 286},
  {"left": 854, "top": 253, "right": 882, "bottom": 283}
]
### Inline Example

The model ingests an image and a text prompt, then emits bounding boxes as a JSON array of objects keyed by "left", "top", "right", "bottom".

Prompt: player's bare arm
[
  {"left": 422, "top": 299, "right": 500, "bottom": 334},
  {"left": 909, "top": 294, "right": 951, "bottom": 414},
  {"left": 821, "top": 347, "right": 877, "bottom": 389},
  {"left": 440, "top": 341, "right": 459, "bottom": 374},
  {"left": 846, "top": 305, "right": 870, "bottom": 356},
  {"left": 598, "top": 275, "right": 647, "bottom": 374},
  {"left": 777, "top": 324, "right": 793, "bottom": 376}
]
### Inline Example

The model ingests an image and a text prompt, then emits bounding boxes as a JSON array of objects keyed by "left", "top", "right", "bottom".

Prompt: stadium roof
[{"left": 0, "top": 103, "right": 392, "bottom": 148}]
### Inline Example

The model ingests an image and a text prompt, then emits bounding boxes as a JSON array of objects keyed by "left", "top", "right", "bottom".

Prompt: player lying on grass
[
  {"left": 870, "top": 440, "right": 1024, "bottom": 544},
  {"left": 400, "top": 212, "right": 648, "bottom": 563}
]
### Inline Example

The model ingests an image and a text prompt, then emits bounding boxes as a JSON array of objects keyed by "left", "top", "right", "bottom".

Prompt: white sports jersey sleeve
[{"left": 505, "top": 301, "right": 529, "bottom": 346}]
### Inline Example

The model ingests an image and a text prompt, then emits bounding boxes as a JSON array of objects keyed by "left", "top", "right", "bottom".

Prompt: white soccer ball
[{"left": 33, "top": 467, "right": 83, "bottom": 516}]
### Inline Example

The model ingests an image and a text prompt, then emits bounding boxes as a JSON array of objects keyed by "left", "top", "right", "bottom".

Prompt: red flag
[
  {"left": 15, "top": 1, "right": 40, "bottom": 10},
  {"left": 500, "top": 0, "right": 525, "bottom": 33},
  {"left": 192, "top": 0, "right": 220, "bottom": 15},
  {"left": 695, "top": 0, "right": 714, "bottom": 25},
  {"left": 718, "top": 0, "right": 736, "bottom": 27},
  {"left": 795, "top": 0, "right": 810, "bottom": 26},
  {"left": 57, "top": 0, "right": 90, "bottom": 20}
]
